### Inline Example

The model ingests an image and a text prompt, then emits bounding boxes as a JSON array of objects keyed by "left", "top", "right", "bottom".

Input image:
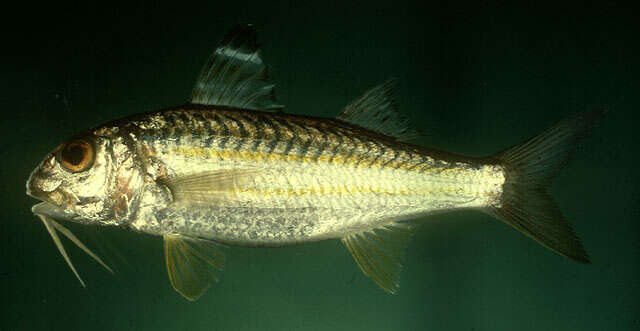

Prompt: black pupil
[{"left": 62, "top": 144, "right": 86, "bottom": 166}]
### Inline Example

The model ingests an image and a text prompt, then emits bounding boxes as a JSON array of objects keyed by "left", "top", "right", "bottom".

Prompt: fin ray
[
  {"left": 190, "top": 24, "right": 284, "bottom": 111},
  {"left": 488, "top": 109, "right": 605, "bottom": 262},
  {"left": 337, "top": 79, "right": 421, "bottom": 141},
  {"left": 160, "top": 168, "right": 261, "bottom": 206},
  {"left": 341, "top": 223, "right": 414, "bottom": 294},
  {"left": 163, "top": 234, "right": 225, "bottom": 301}
]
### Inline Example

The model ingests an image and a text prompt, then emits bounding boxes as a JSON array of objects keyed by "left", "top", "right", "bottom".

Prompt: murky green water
[{"left": 2, "top": 2, "right": 638, "bottom": 330}]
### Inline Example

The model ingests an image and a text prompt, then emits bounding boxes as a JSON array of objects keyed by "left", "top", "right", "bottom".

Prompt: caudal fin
[{"left": 487, "top": 109, "right": 605, "bottom": 263}]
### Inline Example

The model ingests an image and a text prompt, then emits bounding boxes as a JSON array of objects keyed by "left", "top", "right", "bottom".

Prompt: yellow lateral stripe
[
  {"left": 233, "top": 185, "right": 497, "bottom": 198},
  {"left": 170, "top": 146, "right": 425, "bottom": 171},
  {"left": 168, "top": 147, "right": 501, "bottom": 186}
]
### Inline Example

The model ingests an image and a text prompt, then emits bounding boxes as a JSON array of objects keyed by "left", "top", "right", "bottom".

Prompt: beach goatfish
[{"left": 26, "top": 24, "right": 602, "bottom": 301}]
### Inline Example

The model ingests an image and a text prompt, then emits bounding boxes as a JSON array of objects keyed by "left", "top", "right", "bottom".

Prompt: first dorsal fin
[
  {"left": 336, "top": 79, "right": 422, "bottom": 141},
  {"left": 190, "top": 24, "right": 284, "bottom": 111}
]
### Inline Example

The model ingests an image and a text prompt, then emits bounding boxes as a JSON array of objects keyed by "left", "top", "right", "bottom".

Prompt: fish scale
[{"left": 107, "top": 105, "right": 507, "bottom": 247}]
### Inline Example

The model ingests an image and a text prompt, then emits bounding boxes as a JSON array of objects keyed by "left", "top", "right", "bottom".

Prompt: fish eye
[{"left": 56, "top": 138, "right": 95, "bottom": 173}]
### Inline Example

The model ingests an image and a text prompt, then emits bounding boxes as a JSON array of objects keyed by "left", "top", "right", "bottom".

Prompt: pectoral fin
[
  {"left": 160, "top": 168, "right": 261, "bottom": 206},
  {"left": 341, "top": 223, "right": 414, "bottom": 294},
  {"left": 163, "top": 234, "right": 225, "bottom": 301}
]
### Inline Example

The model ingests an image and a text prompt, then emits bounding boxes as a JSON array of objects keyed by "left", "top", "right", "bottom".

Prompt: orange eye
[{"left": 57, "top": 139, "right": 95, "bottom": 173}]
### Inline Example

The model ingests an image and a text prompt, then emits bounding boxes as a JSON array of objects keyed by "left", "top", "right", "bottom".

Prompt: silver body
[{"left": 99, "top": 107, "right": 506, "bottom": 247}]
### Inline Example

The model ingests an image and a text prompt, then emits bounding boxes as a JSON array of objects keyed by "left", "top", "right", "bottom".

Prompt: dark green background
[{"left": 1, "top": 1, "right": 638, "bottom": 330}]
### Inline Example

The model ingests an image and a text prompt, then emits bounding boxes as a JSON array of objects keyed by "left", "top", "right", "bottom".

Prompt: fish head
[{"left": 27, "top": 134, "right": 118, "bottom": 225}]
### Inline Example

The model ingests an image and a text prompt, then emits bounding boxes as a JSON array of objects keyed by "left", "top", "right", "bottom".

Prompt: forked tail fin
[{"left": 487, "top": 109, "right": 605, "bottom": 263}]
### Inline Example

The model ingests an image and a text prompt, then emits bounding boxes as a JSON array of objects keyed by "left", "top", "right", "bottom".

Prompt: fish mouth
[
  {"left": 27, "top": 173, "right": 75, "bottom": 221},
  {"left": 26, "top": 177, "right": 67, "bottom": 210},
  {"left": 28, "top": 168, "right": 114, "bottom": 287},
  {"left": 31, "top": 202, "right": 78, "bottom": 222},
  {"left": 26, "top": 159, "right": 62, "bottom": 199}
]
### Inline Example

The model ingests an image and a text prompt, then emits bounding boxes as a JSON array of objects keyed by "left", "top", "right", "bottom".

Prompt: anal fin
[
  {"left": 341, "top": 223, "right": 414, "bottom": 294},
  {"left": 163, "top": 234, "right": 225, "bottom": 301}
]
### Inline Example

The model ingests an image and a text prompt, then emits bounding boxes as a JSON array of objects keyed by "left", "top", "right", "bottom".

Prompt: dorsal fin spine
[{"left": 190, "top": 24, "right": 284, "bottom": 112}]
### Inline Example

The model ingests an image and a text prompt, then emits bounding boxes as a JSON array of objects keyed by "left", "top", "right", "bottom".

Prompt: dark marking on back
[
  {"left": 406, "top": 153, "right": 424, "bottom": 171},
  {"left": 381, "top": 147, "right": 399, "bottom": 168},
  {"left": 232, "top": 117, "right": 248, "bottom": 151},
  {"left": 246, "top": 114, "right": 265, "bottom": 151},
  {"left": 367, "top": 141, "right": 386, "bottom": 167},
  {"left": 272, "top": 117, "right": 297, "bottom": 155},
  {"left": 218, "top": 136, "right": 230, "bottom": 150},
  {"left": 328, "top": 130, "right": 344, "bottom": 164},
  {"left": 211, "top": 114, "right": 230, "bottom": 136},
  {"left": 343, "top": 136, "right": 359, "bottom": 168},
  {"left": 313, "top": 128, "right": 330, "bottom": 161}
]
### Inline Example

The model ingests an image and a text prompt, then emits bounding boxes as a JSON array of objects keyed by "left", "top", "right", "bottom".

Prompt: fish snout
[{"left": 26, "top": 156, "right": 63, "bottom": 203}]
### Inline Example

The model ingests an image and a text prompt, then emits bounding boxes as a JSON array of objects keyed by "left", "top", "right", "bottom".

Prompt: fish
[{"left": 26, "top": 24, "right": 603, "bottom": 301}]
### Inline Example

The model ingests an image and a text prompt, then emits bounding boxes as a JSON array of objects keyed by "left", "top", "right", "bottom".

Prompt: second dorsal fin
[
  {"left": 190, "top": 24, "right": 284, "bottom": 111},
  {"left": 336, "top": 80, "right": 421, "bottom": 141}
]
